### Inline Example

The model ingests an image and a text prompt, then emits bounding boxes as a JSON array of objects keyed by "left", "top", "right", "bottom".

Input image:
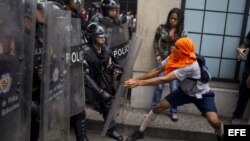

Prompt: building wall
[
  {"left": 130, "top": 0, "right": 250, "bottom": 118},
  {"left": 135, "top": 0, "right": 182, "bottom": 72}
]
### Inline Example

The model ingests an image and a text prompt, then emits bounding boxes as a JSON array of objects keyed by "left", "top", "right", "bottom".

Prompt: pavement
[
  {"left": 70, "top": 128, "right": 186, "bottom": 141},
  {"left": 87, "top": 132, "right": 186, "bottom": 141},
  {"left": 70, "top": 106, "right": 248, "bottom": 141}
]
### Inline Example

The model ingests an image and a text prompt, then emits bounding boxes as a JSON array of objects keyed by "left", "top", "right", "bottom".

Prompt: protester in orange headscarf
[
  {"left": 124, "top": 37, "right": 224, "bottom": 141},
  {"left": 164, "top": 37, "right": 196, "bottom": 75}
]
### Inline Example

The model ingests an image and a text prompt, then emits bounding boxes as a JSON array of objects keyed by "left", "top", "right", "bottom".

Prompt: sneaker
[
  {"left": 126, "top": 130, "right": 144, "bottom": 141},
  {"left": 231, "top": 118, "right": 240, "bottom": 125},
  {"left": 170, "top": 113, "right": 178, "bottom": 122}
]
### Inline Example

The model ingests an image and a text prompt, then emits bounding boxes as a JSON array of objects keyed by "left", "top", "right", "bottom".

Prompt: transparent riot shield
[
  {"left": 0, "top": 1, "right": 26, "bottom": 141},
  {"left": 102, "top": 34, "right": 143, "bottom": 135},
  {"left": 107, "top": 22, "right": 130, "bottom": 65},
  {"left": 40, "top": 3, "right": 71, "bottom": 141},
  {"left": 70, "top": 18, "right": 85, "bottom": 116},
  {"left": 20, "top": 0, "right": 37, "bottom": 141}
]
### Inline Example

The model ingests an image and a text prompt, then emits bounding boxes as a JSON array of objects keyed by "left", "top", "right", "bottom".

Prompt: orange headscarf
[{"left": 164, "top": 37, "right": 196, "bottom": 75}]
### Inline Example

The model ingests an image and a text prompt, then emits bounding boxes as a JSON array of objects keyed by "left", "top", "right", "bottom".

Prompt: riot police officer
[
  {"left": 82, "top": 22, "right": 123, "bottom": 141},
  {"left": 89, "top": 0, "right": 127, "bottom": 29},
  {"left": 90, "top": 0, "right": 126, "bottom": 28},
  {"left": 89, "top": 0, "right": 129, "bottom": 64},
  {"left": 88, "top": 1, "right": 103, "bottom": 24}
]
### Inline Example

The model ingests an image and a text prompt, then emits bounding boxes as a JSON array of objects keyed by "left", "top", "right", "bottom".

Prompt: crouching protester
[{"left": 124, "top": 37, "right": 224, "bottom": 141}]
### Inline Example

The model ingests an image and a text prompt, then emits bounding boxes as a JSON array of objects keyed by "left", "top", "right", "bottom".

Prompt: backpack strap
[{"left": 187, "top": 54, "right": 211, "bottom": 83}]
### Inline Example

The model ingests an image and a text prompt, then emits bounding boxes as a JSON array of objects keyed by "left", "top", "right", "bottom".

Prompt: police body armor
[
  {"left": 0, "top": 1, "right": 35, "bottom": 140},
  {"left": 82, "top": 43, "right": 116, "bottom": 97},
  {"left": 39, "top": 2, "right": 71, "bottom": 141}
]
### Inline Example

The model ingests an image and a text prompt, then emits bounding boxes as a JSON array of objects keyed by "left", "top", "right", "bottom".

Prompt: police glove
[
  {"left": 113, "top": 68, "right": 123, "bottom": 80},
  {"left": 100, "top": 89, "right": 113, "bottom": 103},
  {"left": 82, "top": 59, "right": 90, "bottom": 73},
  {"left": 100, "top": 90, "right": 113, "bottom": 109}
]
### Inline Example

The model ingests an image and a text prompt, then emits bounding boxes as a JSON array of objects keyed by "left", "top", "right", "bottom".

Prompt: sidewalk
[
  {"left": 71, "top": 127, "right": 186, "bottom": 141},
  {"left": 83, "top": 106, "right": 248, "bottom": 141}
]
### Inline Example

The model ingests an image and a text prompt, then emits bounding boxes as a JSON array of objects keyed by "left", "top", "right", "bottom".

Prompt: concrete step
[
  {"left": 72, "top": 123, "right": 187, "bottom": 141},
  {"left": 83, "top": 107, "right": 246, "bottom": 141},
  {"left": 70, "top": 130, "right": 186, "bottom": 141},
  {"left": 70, "top": 107, "right": 188, "bottom": 141}
]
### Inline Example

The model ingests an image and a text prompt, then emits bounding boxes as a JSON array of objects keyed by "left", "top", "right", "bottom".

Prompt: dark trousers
[
  {"left": 30, "top": 112, "right": 39, "bottom": 141},
  {"left": 233, "top": 72, "right": 250, "bottom": 119},
  {"left": 30, "top": 89, "right": 40, "bottom": 141},
  {"left": 70, "top": 111, "right": 88, "bottom": 141},
  {"left": 85, "top": 87, "right": 116, "bottom": 129},
  {"left": 128, "top": 27, "right": 133, "bottom": 40}
]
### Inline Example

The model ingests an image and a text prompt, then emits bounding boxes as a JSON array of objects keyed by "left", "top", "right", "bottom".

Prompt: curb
[{"left": 85, "top": 107, "right": 221, "bottom": 141}]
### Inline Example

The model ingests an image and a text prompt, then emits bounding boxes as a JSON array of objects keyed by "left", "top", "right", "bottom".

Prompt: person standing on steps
[{"left": 150, "top": 8, "right": 187, "bottom": 122}]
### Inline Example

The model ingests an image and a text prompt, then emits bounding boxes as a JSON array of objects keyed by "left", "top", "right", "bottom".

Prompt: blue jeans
[{"left": 150, "top": 72, "right": 178, "bottom": 114}]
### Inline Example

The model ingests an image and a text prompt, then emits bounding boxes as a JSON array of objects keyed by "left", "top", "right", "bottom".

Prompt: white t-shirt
[{"left": 161, "top": 60, "right": 210, "bottom": 98}]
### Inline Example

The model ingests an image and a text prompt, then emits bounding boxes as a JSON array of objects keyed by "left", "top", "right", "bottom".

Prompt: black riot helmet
[
  {"left": 100, "top": 0, "right": 120, "bottom": 18},
  {"left": 63, "top": 0, "right": 81, "bottom": 4},
  {"left": 36, "top": 2, "right": 46, "bottom": 24},
  {"left": 63, "top": 0, "right": 82, "bottom": 15},
  {"left": 88, "top": 2, "right": 102, "bottom": 22},
  {"left": 86, "top": 22, "right": 107, "bottom": 43},
  {"left": 37, "top": 2, "right": 45, "bottom": 12},
  {"left": 47, "top": 0, "right": 64, "bottom": 5},
  {"left": 63, "top": 0, "right": 82, "bottom": 7}
]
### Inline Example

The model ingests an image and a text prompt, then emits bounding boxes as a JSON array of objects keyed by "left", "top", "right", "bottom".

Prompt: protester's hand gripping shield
[
  {"left": 39, "top": 3, "right": 71, "bottom": 141},
  {"left": 102, "top": 34, "right": 143, "bottom": 135}
]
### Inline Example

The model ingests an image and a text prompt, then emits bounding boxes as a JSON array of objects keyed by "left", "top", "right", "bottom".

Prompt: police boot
[
  {"left": 126, "top": 130, "right": 144, "bottom": 141},
  {"left": 102, "top": 103, "right": 123, "bottom": 141},
  {"left": 107, "top": 126, "right": 123, "bottom": 141},
  {"left": 74, "top": 112, "right": 89, "bottom": 141}
]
